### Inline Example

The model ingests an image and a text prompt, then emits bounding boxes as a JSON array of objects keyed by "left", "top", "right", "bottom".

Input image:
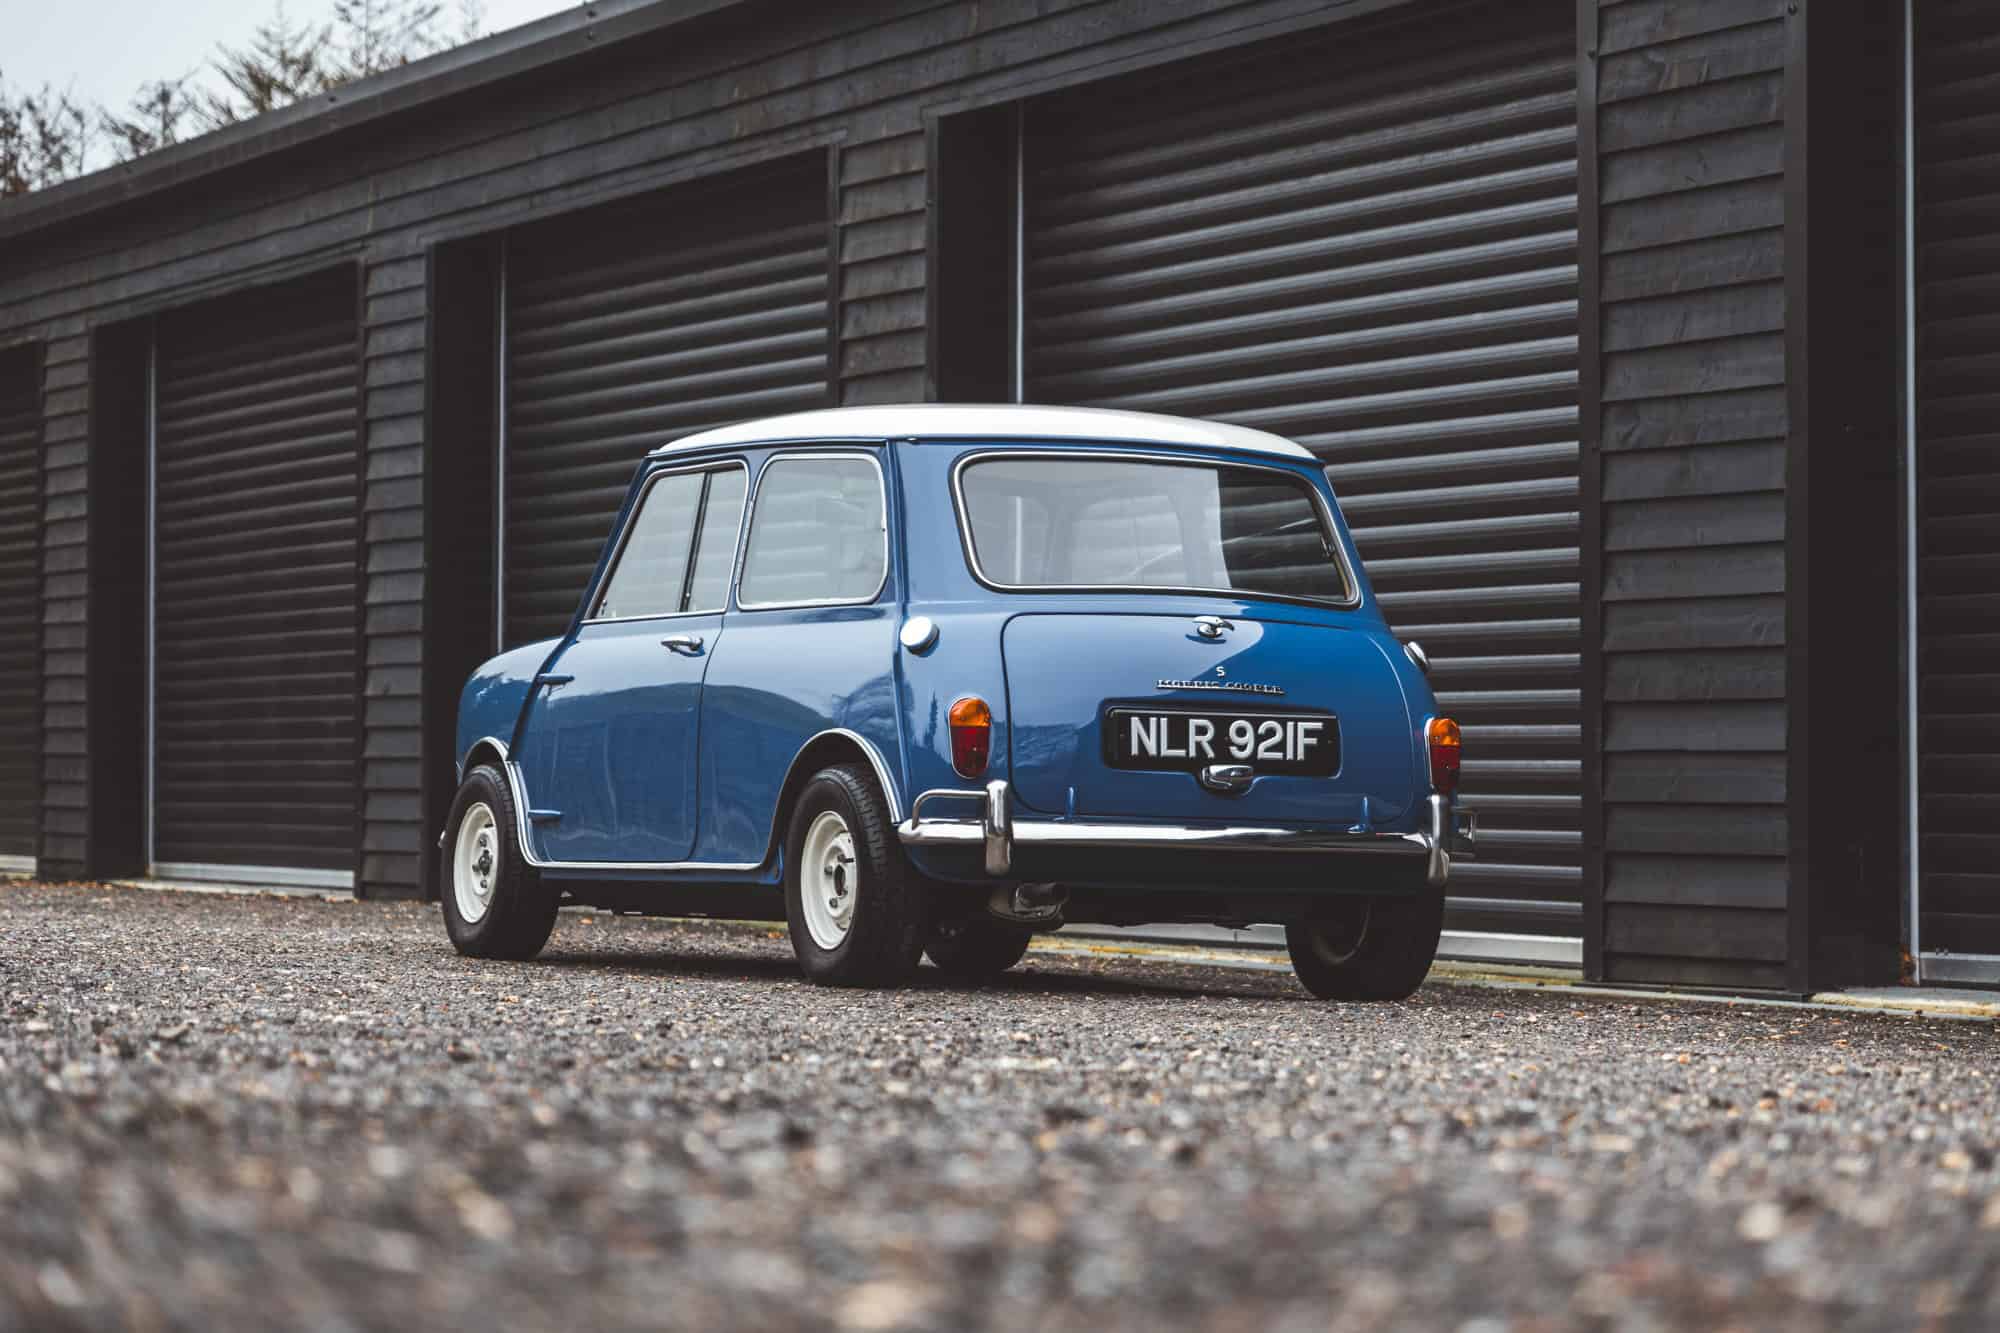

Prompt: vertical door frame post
[
  {"left": 1012, "top": 102, "right": 1027, "bottom": 405},
  {"left": 1900, "top": 0, "right": 1923, "bottom": 980},
  {"left": 494, "top": 236, "right": 509, "bottom": 655},
  {"left": 143, "top": 322, "right": 158, "bottom": 875}
]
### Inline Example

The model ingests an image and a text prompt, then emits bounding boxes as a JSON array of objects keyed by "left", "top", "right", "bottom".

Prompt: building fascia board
[{"left": 0, "top": 0, "right": 752, "bottom": 246}]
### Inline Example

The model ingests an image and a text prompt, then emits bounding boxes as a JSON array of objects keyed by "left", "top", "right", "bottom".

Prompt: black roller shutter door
[
  {"left": 153, "top": 270, "right": 361, "bottom": 877},
  {"left": 1914, "top": 0, "right": 2000, "bottom": 960},
  {"left": 503, "top": 161, "right": 831, "bottom": 646},
  {"left": 1025, "top": 5, "right": 1581, "bottom": 938},
  {"left": 0, "top": 349, "right": 38, "bottom": 865}
]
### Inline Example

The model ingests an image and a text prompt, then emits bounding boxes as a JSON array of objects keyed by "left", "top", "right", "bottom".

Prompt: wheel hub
[
  {"left": 800, "top": 810, "right": 859, "bottom": 951},
  {"left": 453, "top": 802, "right": 501, "bottom": 925}
]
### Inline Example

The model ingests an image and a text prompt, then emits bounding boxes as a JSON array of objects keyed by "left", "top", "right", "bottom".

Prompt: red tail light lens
[
  {"left": 1427, "top": 717, "right": 1461, "bottom": 796},
  {"left": 949, "top": 696, "right": 992, "bottom": 778}
]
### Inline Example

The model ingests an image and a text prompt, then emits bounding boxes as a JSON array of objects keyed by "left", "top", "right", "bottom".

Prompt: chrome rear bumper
[{"left": 896, "top": 781, "right": 1472, "bottom": 888}]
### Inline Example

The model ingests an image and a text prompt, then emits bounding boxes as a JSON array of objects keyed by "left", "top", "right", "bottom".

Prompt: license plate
[{"left": 1104, "top": 708, "right": 1340, "bottom": 777}]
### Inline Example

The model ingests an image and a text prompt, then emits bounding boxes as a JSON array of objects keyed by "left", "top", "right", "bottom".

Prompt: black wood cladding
[
  {"left": 35, "top": 329, "right": 90, "bottom": 877},
  {"left": 1590, "top": 0, "right": 1792, "bottom": 986},
  {"left": 16, "top": 0, "right": 1375, "bottom": 892},
  {"left": 1913, "top": 0, "right": 2000, "bottom": 957},
  {"left": 151, "top": 269, "right": 362, "bottom": 872},
  {"left": 1025, "top": 2, "right": 1584, "bottom": 937},
  {"left": 0, "top": 0, "right": 1915, "bottom": 959},
  {"left": 0, "top": 347, "right": 38, "bottom": 861}
]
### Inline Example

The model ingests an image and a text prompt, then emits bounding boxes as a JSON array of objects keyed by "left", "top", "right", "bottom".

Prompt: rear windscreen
[{"left": 957, "top": 456, "right": 1353, "bottom": 604}]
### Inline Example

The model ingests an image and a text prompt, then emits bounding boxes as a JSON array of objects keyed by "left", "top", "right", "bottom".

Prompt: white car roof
[{"left": 650, "top": 404, "right": 1316, "bottom": 461}]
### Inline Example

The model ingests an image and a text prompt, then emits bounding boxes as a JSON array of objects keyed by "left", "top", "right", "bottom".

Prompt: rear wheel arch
[{"left": 764, "top": 729, "right": 904, "bottom": 868}]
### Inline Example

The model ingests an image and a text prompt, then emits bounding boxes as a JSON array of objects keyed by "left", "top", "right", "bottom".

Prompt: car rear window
[{"left": 957, "top": 455, "right": 1353, "bottom": 604}]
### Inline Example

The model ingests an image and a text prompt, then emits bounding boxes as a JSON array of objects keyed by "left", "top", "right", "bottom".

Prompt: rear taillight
[
  {"left": 1427, "top": 716, "right": 1461, "bottom": 797},
  {"left": 949, "top": 696, "right": 992, "bottom": 778}
]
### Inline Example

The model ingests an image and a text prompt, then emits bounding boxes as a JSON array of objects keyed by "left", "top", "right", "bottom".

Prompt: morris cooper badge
[{"left": 1155, "top": 667, "right": 1286, "bottom": 697}]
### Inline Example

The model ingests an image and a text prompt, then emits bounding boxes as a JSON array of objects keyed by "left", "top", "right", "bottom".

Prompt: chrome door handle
[{"left": 661, "top": 634, "right": 705, "bottom": 654}]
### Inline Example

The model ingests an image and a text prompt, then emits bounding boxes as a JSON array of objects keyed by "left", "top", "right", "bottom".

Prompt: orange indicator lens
[
  {"left": 1427, "top": 716, "right": 1462, "bottom": 797},
  {"left": 949, "top": 696, "right": 992, "bottom": 778}
]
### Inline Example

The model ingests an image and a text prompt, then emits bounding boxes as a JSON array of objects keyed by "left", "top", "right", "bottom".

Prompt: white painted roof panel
[{"left": 651, "top": 404, "right": 1316, "bottom": 460}]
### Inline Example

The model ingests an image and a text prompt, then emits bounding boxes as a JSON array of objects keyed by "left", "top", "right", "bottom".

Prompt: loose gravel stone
[{"left": 2, "top": 881, "right": 1996, "bottom": 1331}]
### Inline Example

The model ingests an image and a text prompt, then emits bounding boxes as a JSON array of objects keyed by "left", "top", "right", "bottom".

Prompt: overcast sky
[{"left": 5, "top": 0, "right": 581, "bottom": 113}]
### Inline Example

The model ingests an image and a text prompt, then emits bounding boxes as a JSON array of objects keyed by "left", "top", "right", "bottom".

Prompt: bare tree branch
[
  {"left": 3, "top": 0, "right": 491, "bottom": 195},
  {"left": 0, "top": 71, "right": 91, "bottom": 196}
]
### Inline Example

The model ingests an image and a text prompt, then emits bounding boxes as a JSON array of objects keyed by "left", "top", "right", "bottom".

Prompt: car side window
[
  {"left": 592, "top": 464, "right": 746, "bottom": 620},
  {"left": 685, "top": 467, "right": 747, "bottom": 612},
  {"left": 738, "top": 454, "right": 887, "bottom": 608}
]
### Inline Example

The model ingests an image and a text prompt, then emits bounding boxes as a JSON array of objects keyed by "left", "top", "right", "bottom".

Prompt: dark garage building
[{"left": 0, "top": 0, "right": 1988, "bottom": 992}]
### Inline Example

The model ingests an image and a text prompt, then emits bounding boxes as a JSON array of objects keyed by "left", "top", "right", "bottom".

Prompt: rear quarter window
[{"left": 738, "top": 454, "right": 888, "bottom": 607}]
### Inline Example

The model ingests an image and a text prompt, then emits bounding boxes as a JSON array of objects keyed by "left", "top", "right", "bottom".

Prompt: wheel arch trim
[
  {"left": 783, "top": 727, "right": 904, "bottom": 823},
  {"left": 458, "top": 735, "right": 511, "bottom": 783},
  {"left": 759, "top": 728, "right": 906, "bottom": 867}
]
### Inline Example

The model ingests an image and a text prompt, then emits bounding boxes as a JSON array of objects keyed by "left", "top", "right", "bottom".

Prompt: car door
[
  {"left": 513, "top": 461, "right": 748, "bottom": 864},
  {"left": 690, "top": 449, "right": 901, "bottom": 866}
]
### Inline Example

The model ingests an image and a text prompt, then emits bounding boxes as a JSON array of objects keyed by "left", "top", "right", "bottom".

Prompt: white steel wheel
[
  {"left": 453, "top": 801, "right": 501, "bottom": 925},
  {"left": 799, "top": 809, "right": 859, "bottom": 951}
]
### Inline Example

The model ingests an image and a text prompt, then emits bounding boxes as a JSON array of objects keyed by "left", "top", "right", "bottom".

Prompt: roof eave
[{"left": 0, "top": 0, "right": 751, "bottom": 247}]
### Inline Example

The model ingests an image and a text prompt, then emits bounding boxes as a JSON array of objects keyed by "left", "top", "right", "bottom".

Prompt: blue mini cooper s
[{"left": 442, "top": 405, "right": 1474, "bottom": 1000}]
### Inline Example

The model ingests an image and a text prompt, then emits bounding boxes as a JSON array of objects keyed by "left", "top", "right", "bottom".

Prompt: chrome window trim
[
  {"left": 734, "top": 449, "right": 891, "bottom": 612},
  {"left": 947, "top": 448, "right": 1363, "bottom": 610},
  {"left": 584, "top": 605, "right": 730, "bottom": 628},
  {"left": 582, "top": 458, "right": 749, "bottom": 625},
  {"left": 495, "top": 727, "right": 902, "bottom": 869}
]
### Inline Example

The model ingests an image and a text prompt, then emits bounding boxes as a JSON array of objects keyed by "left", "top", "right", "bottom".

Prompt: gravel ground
[{"left": 2, "top": 881, "right": 1997, "bottom": 1332}]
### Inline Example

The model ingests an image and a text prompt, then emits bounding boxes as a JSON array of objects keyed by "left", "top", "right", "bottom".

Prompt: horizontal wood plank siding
[
  {"left": 1912, "top": 0, "right": 2000, "bottom": 960},
  {"left": 38, "top": 329, "right": 89, "bottom": 876},
  {"left": 0, "top": 347, "right": 41, "bottom": 864},
  {"left": 839, "top": 130, "right": 929, "bottom": 405},
  {"left": 364, "top": 251, "right": 430, "bottom": 896},
  {"left": 1025, "top": 4, "right": 1587, "bottom": 935},
  {"left": 1590, "top": 0, "right": 1791, "bottom": 988},
  {"left": 0, "top": 0, "right": 1468, "bottom": 896}
]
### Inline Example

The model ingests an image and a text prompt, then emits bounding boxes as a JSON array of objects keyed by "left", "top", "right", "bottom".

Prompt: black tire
[
  {"left": 1285, "top": 890, "right": 1443, "bottom": 1001},
  {"left": 924, "top": 917, "right": 1034, "bottom": 983},
  {"left": 441, "top": 764, "right": 559, "bottom": 961},
  {"left": 783, "top": 763, "right": 925, "bottom": 987}
]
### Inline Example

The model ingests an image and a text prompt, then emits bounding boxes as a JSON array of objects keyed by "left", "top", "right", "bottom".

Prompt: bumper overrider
[{"left": 896, "top": 781, "right": 1475, "bottom": 888}]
